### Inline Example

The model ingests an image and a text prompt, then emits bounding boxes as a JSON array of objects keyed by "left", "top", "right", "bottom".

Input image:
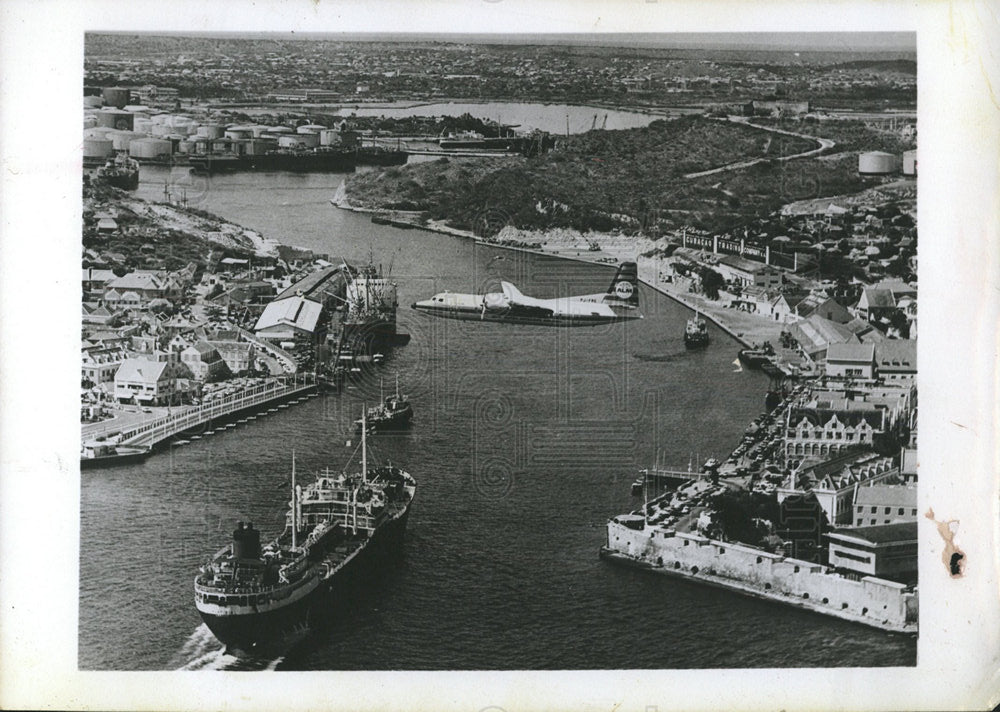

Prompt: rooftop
[
  {"left": 828, "top": 521, "right": 917, "bottom": 546},
  {"left": 827, "top": 342, "right": 876, "bottom": 363},
  {"left": 854, "top": 484, "right": 917, "bottom": 508}
]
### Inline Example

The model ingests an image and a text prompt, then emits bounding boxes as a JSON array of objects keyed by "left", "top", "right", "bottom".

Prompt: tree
[{"left": 699, "top": 266, "right": 725, "bottom": 300}]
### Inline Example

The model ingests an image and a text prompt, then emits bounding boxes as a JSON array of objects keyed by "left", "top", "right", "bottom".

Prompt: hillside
[{"left": 344, "top": 115, "right": 830, "bottom": 235}]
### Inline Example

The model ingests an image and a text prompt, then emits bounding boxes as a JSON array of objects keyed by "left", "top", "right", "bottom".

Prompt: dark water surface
[{"left": 78, "top": 168, "right": 916, "bottom": 670}]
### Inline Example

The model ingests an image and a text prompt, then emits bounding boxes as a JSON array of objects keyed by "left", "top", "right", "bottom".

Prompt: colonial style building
[
  {"left": 784, "top": 398, "right": 885, "bottom": 462},
  {"left": 777, "top": 451, "right": 898, "bottom": 525},
  {"left": 180, "top": 342, "right": 231, "bottom": 382},
  {"left": 825, "top": 343, "right": 876, "bottom": 379},
  {"left": 852, "top": 484, "right": 918, "bottom": 527},
  {"left": 114, "top": 355, "right": 192, "bottom": 405}
]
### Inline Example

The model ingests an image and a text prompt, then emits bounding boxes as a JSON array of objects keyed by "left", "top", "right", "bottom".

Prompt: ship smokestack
[{"left": 232, "top": 520, "right": 261, "bottom": 560}]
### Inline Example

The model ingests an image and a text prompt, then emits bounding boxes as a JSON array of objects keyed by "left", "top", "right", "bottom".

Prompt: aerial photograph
[{"left": 78, "top": 31, "right": 919, "bottom": 671}]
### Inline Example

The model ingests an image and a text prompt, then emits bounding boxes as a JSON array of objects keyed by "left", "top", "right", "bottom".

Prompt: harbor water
[{"left": 78, "top": 167, "right": 916, "bottom": 670}]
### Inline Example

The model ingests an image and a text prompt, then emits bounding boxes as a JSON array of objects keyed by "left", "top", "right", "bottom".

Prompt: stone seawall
[{"left": 602, "top": 517, "right": 917, "bottom": 634}]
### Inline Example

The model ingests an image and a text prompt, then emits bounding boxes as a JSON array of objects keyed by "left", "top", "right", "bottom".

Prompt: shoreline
[{"left": 331, "top": 197, "right": 774, "bottom": 349}]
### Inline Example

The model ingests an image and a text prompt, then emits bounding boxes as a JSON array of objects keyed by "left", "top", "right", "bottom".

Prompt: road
[{"left": 683, "top": 116, "right": 836, "bottom": 180}]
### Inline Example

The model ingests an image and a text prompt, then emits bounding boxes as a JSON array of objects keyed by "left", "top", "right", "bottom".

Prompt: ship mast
[
  {"left": 361, "top": 405, "right": 367, "bottom": 484},
  {"left": 395, "top": 374, "right": 400, "bottom": 400},
  {"left": 291, "top": 451, "right": 297, "bottom": 549}
]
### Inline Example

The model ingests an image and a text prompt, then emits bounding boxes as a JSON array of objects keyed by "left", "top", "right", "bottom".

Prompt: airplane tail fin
[{"left": 604, "top": 261, "right": 639, "bottom": 307}]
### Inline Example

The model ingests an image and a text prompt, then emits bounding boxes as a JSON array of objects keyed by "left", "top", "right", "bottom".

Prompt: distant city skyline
[{"left": 94, "top": 31, "right": 915, "bottom": 54}]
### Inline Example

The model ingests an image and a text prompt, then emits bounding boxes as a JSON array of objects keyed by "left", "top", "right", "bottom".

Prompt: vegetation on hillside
[{"left": 345, "top": 115, "right": 876, "bottom": 236}]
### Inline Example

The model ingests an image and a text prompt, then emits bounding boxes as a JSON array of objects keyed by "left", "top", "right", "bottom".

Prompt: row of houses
[{"left": 83, "top": 328, "right": 257, "bottom": 404}]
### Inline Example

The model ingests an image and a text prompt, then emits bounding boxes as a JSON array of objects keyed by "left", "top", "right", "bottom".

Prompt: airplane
[{"left": 411, "top": 261, "right": 643, "bottom": 326}]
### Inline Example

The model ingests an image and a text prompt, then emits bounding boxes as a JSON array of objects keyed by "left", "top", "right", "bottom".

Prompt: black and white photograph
[{"left": 1, "top": 1, "right": 998, "bottom": 710}]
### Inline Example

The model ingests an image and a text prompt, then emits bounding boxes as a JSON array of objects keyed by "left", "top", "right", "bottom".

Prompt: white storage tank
[
  {"left": 176, "top": 140, "right": 194, "bottom": 154},
  {"left": 109, "top": 130, "right": 140, "bottom": 151},
  {"left": 123, "top": 105, "right": 151, "bottom": 114},
  {"left": 858, "top": 151, "right": 899, "bottom": 175},
  {"left": 83, "top": 95, "right": 104, "bottom": 109},
  {"left": 84, "top": 127, "right": 112, "bottom": 140},
  {"left": 902, "top": 149, "right": 917, "bottom": 176},
  {"left": 83, "top": 138, "right": 114, "bottom": 160},
  {"left": 277, "top": 135, "right": 305, "bottom": 149},
  {"left": 96, "top": 109, "right": 135, "bottom": 130},
  {"left": 197, "top": 124, "right": 225, "bottom": 139},
  {"left": 319, "top": 129, "right": 341, "bottom": 146},
  {"left": 297, "top": 123, "right": 326, "bottom": 134},
  {"left": 133, "top": 118, "right": 154, "bottom": 134},
  {"left": 266, "top": 125, "right": 294, "bottom": 134},
  {"left": 128, "top": 138, "right": 173, "bottom": 160},
  {"left": 150, "top": 123, "right": 172, "bottom": 138},
  {"left": 83, "top": 115, "right": 98, "bottom": 129}
]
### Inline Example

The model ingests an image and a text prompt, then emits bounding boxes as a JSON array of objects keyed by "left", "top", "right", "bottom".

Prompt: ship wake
[{"left": 172, "top": 624, "right": 295, "bottom": 671}]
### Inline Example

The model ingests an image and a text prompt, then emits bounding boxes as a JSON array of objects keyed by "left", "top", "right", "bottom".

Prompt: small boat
[
  {"left": 355, "top": 376, "right": 413, "bottom": 433},
  {"left": 684, "top": 312, "right": 710, "bottom": 348},
  {"left": 80, "top": 439, "right": 151, "bottom": 469}
]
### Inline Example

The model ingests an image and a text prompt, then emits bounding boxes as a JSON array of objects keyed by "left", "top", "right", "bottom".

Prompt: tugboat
[
  {"left": 738, "top": 342, "right": 775, "bottom": 368},
  {"left": 684, "top": 312, "right": 710, "bottom": 348},
  {"left": 96, "top": 153, "right": 140, "bottom": 190},
  {"left": 355, "top": 376, "right": 413, "bottom": 433},
  {"left": 193, "top": 409, "right": 416, "bottom": 653}
]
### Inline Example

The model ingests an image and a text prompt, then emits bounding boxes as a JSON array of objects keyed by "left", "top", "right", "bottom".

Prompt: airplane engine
[{"left": 483, "top": 292, "right": 508, "bottom": 311}]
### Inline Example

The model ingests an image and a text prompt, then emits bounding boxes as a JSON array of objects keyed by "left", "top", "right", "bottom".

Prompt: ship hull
[
  {"left": 189, "top": 151, "right": 357, "bottom": 175},
  {"left": 197, "top": 507, "right": 412, "bottom": 653},
  {"left": 99, "top": 172, "right": 140, "bottom": 190}
]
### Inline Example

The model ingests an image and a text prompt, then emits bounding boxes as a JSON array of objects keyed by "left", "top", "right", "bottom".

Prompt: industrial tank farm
[{"left": 80, "top": 85, "right": 396, "bottom": 174}]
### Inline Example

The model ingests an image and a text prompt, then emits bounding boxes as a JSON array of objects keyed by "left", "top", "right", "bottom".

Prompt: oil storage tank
[
  {"left": 96, "top": 109, "right": 135, "bottom": 131},
  {"left": 83, "top": 138, "right": 114, "bottom": 162},
  {"left": 197, "top": 124, "right": 225, "bottom": 140},
  {"left": 858, "top": 151, "right": 899, "bottom": 175},
  {"left": 128, "top": 137, "right": 173, "bottom": 161},
  {"left": 902, "top": 149, "right": 917, "bottom": 176},
  {"left": 108, "top": 130, "right": 140, "bottom": 151},
  {"left": 277, "top": 135, "right": 305, "bottom": 149},
  {"left": 101, "top": 86, "right": 131, "bottom": 109}
]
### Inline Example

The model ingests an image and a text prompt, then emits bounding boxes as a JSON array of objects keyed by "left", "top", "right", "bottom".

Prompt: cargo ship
[
  {"left": 355, "top": 376, "right": 413, "bottom": 433},
  {"left": 193, "top": 415, "right": 416, "bottom": 653},
  {"left": 684, "top": 313, "right": 709, "bottom": 348},
  {"left": 188, "top": 147, "right": 356, "bottom": 174},
  {"left": 355, "top": 146, "right": 408, "bottom": 167},
  {"left": 438, "top": 130, "right": 555, "bottom": 156},
  {"left": 95, "top": 154, "right": 140, "bottom": 190},
  {"left": 338, "top": 261, "right": 411, "bottom": 360}
]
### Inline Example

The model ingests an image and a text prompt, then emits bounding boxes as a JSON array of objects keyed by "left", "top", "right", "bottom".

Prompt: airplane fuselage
[{"left": 411, "top": 290, "right": 641, "bottom": 326}]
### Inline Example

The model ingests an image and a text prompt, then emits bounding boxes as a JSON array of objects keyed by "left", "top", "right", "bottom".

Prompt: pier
[{"left": 85, "top": 374, "right": 318, "bottom": 451}]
